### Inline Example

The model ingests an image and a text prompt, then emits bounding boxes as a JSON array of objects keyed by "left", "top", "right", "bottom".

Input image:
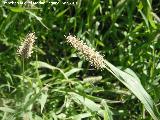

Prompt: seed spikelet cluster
[
  {"left": 17, "top": 32, "right": 36, "bottom": 59},
  {"left": 65, "top": 35, "right": 106, "bottom": 69}
]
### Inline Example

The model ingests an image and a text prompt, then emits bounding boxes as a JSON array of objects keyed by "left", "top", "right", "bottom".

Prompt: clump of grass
[
  {"left": 13, "top": 32, "right": 46, "bottom": 119},
  {"left": 65, "top": 35, "right": 160, "bottom": 120},
  {"left": 17, "top": 32, "right": 36, "bottom": 89}
]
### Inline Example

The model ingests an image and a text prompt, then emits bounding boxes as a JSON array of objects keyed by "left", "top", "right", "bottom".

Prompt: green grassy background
[{"left": 0, "top": 0, "right": 160, "bottom": 119}]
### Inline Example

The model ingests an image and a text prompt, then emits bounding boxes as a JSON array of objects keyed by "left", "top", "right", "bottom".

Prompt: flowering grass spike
[
  {"left": 17, "top": 32, "right": 36, "bottom": 59},
  {"left": 65, "top": 35, "right": 106, "bottom": 69}
]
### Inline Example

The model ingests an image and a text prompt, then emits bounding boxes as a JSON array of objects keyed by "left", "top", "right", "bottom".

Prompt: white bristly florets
[
  {"left": 17, "top": 32, "right": 36, "bottom": 59},
  {"left": 65, "top": 35, "right": 106, "bottom": 69}
]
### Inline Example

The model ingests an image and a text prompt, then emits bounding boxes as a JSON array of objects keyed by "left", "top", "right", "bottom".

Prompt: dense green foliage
[{"left": 0, "top": 0, "right": 160, "bottom": 119}]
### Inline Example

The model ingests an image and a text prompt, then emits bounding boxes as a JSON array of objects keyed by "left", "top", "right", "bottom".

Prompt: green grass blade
[
  {"left": 31, "top": 61, "right": 68, "bottom": 80},
  {"left": 65, "top": 68, "right": 82, "bottom": 77},
  {"left": 69, "top": 92, "right": 113, "bottom": 119},
  {"left": 104, "top": 60, "right": 160, "bottom": 120}
]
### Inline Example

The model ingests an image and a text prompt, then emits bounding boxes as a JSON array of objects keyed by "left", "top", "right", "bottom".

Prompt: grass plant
[{"left": 0, "top": 0, "right": 160, "bottom": 119}]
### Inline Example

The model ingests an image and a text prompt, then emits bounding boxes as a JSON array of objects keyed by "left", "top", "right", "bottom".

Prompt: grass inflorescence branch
[
  {"left": 17, "top": 32, "right": 36, "bottom": 59},
  {"left": 65, "top": 35, "right": 106, "bottom": 69}
]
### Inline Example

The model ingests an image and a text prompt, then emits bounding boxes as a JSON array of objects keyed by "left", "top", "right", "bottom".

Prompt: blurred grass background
[{"left": 0, "top": 0, "right": 160, "bottom": 119}]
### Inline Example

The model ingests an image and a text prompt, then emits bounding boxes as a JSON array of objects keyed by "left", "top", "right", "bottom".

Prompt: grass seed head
[
  {"left": 17, "top": 32, "right": 36, "bottom": 59},
  {"left": 65, "top": 35, "right": 106, "bottom": 69}
]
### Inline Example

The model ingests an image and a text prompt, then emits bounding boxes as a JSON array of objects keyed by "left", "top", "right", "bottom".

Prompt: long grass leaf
[
  {"left": 69, "top": 92, "right": 113, "bottom": 119},
  {"left": 104, "top": 60, "right": 160, "bottom": 120},
  {"left": 31, "top": 61, "right": 68, "bottom": 80}
]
